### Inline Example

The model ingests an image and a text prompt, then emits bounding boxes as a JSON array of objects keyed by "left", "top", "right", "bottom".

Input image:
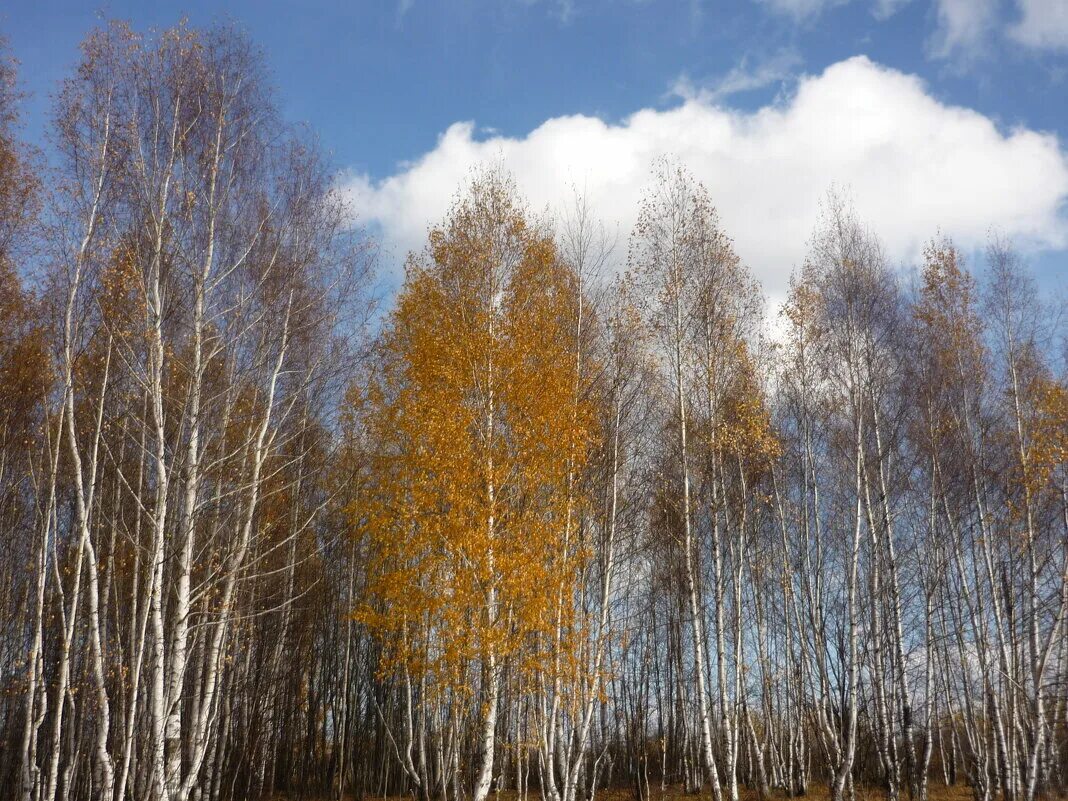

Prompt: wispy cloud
[
  {"left": 871, "top": 0, "right": 914, "bottom": 21},
  {"left": 398, "top": 0, "right": 577, "bottom": 26},
  {"left": 751, "top": 0, "right": 850, "bottom": 23},
  {"left": 1009, "top": 0, "right": 1068, "bottom": 50},
  {"left": 927, "top": 0, "right": 999, "bottom": 64},
  {"left": 517, "top": 0, "right": 578, "bottom": 24},
  {"left": 669, "top": 49, "right": 803, "bottom": 104},
  {"left": 395, "top": 0, "right": 415, "bottom": 24}
]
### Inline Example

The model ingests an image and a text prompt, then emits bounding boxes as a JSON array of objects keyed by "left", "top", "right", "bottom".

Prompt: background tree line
[{"left": 0, "top": 18, "right": 1065, "bottom": 801}]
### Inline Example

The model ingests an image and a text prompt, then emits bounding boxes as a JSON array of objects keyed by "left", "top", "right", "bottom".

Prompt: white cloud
[
  {"left": 344, "top": 56, "right": 1068, "bottom": 305},
  {"left": 928, "top": 0, "right": 999, "bottom": 62},
  {"left": 1010, "top": 0, "right": 1068, "bottom": 49}
]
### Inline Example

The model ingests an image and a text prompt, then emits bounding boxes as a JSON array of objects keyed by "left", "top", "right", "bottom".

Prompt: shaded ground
[{"left": 270, "top": 785, "right": 1065, "bottom": 801}]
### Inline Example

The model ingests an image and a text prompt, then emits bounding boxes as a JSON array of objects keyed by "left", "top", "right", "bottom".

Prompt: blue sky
[{"left": 3, "top": 0, "right": 1068, "bottom": 299}]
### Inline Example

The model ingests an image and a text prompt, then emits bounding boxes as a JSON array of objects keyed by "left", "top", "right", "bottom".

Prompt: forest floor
[{"left": 269, "top": 785, "right": 1067, "bottom": 801}]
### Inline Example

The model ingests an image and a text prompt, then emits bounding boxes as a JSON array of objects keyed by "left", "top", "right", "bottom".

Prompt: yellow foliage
[{"left": 355, "top": 171, "right": 598, "bottom": 700}]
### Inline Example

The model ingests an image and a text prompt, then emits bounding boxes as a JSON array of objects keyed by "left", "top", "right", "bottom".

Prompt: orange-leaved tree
[{"left": 357, "top": 169, "right": 596, "bottom": 801}]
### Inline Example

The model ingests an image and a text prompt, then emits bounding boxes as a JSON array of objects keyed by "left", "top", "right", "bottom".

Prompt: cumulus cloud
[
  {"left": 343, "top": 56, "right": 1068, "bottom": 304},
  {"left": 1010, "top": 0, "right": 1068, "bottom": 50}
]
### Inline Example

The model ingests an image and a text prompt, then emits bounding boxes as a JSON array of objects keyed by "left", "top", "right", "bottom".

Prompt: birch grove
[{"left": 0, "top": 19, "right": 1067, "bottom": 801}]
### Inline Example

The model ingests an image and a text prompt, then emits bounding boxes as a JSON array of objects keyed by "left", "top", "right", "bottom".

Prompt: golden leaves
[
  {"left": 356, "top": 170, "right": 600, "bottom": 695},
  {"left": 1022, "top": 372, "right": 1068, "bottom": 497}
]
